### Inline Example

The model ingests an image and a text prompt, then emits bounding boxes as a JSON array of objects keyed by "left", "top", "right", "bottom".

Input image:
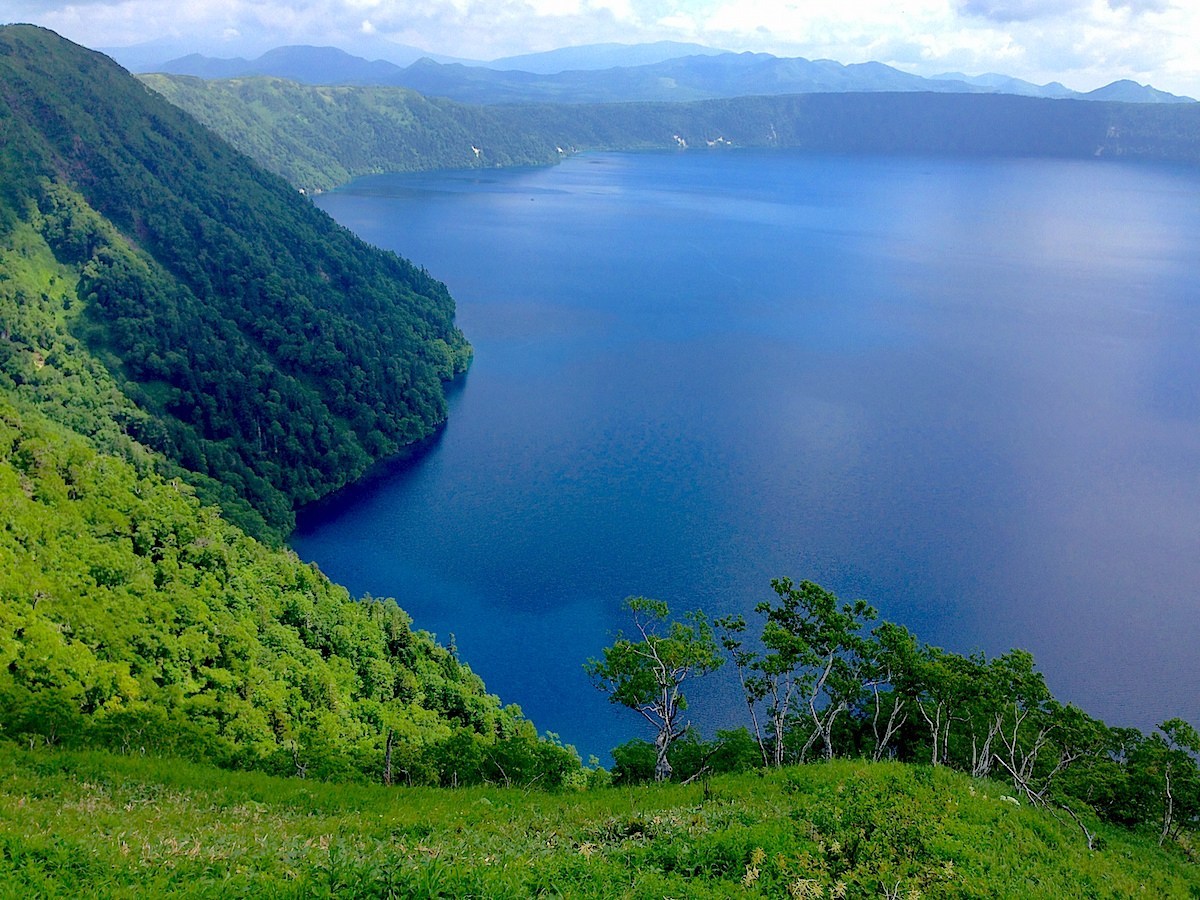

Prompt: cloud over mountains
[{"left": 7, "top": 0, "right": 1198, "bottom": 98}]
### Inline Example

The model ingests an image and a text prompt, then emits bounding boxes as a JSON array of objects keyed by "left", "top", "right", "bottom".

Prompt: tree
[
  {"left": 720, "top": 579, "right": 877, "bottom": 765},
  {"left": 908, "top": 644, "right": 972, "bottom": 767},
  {"left": 585, "top": 596, "right": 723, "bottom": 782},
  {"left": 974, "top": 649, "right": 1050, "bottom": 780},
  {"left": 860, "top": 621, "right": 918, "bottom": 762},
  {"left": 1150, "top": 718, "right": 1200, "bottom": 846},
  {"left": 762, "top": 578, "right": 877, "bottom": 762},
  {"left": 715, "top": 612, "right": 773, "bottom": 766}
]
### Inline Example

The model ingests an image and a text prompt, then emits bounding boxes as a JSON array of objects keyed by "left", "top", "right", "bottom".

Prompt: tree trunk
[
  {"left": 654, "top": 729, "right": 673, "bottom": 782},
  {"left": 1160, "top": 764, "right": 1174, "bottom": 846},
  {"left": 383, "top": 728, "right": 394, "bottom": 787},
  {"left": 772, "top": 712, "right": 787, "bottom": 768}
]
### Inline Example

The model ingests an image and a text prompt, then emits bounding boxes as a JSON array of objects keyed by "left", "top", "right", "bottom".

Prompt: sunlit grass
[{"left": 0, "top": 745, "right": 1195, "bottom": 897}]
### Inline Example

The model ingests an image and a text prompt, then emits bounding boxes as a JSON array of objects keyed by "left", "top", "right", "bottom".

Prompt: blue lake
[{"left": 294, "top": 151, "right": 1200, "bottom": 761}]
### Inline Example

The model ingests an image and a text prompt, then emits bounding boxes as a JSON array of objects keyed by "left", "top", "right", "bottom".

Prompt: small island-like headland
[{"left": 1, "top": 24, "right": 1197, "bottom": 896}]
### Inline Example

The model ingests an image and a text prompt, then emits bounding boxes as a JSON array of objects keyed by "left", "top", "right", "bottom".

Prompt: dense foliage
[
  {"left": 1, "top": 25, "right": 471, "bottom": 538},
  {"left": 138, "top": 74, "right": 565, "bottom": 191},
  {"left": 0, "top": 25, "right": 582, "bottom": 789},
  {"left": 0, "top": 391, "right": 586, "bottom": 786},
  {"left": 0, "top": 24, "right": 1196, "bottom": 893},
  {"left": 604, "top": 579, "right": 1200, "bottom": 856},
  {"left": 2, "top": 746, "right": 1198, "bottom": 896},
  {"left": 142, "top": 71, "right": 1200, "bottom": 192}
]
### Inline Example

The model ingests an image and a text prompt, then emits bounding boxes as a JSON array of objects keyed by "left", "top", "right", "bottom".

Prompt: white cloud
[
  {"left": 1108, "top": 0, "right": 1169, "bottom": 12},
  {"left": 7, "top": 0, "right": 1199, "bottom": 97},
  {"left": 955, "top": 0, "right": 1089, "bottom": 24}
]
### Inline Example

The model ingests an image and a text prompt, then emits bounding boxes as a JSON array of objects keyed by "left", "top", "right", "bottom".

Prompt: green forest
[
  {"left": 1, "top": 23, "right": 1199, "bottom": 896},
  {"left": 0, "top": 23, "right": 567, "bottom": 788},
  {"left": 142, "top": 70, "right": 1200, "bottom": 193},
  {"left": 2, "top": 26, "right": 471, "bottom": 541}
]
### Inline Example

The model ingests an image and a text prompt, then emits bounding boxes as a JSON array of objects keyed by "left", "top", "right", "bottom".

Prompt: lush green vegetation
[
  {"left": 0, "top": 24, "right": 579, "bottom": 792},
  {"left": 138, "top": 74, "right": 566, "bottom": 190},
  {"left": 142, "top": 72, "right": 1200, "bottom": 192},
  {"left": 3, "top": 745, "right": 1198, "bottom": 897},
  {"left": 1, "top": 25, "right": 1197, "bottom": 895},
  {"left": 2, "top": 25, "right": 471, "bottom": 539},
  {"left": 0, "top": 396, "right": 582, "bottom": 787},
  {"left": 592, "top": 586, "right": 1200, "bottom": 858}
]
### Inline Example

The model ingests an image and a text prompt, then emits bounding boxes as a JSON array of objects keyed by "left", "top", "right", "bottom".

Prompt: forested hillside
[
  {"left": 1, "top": 25, "right": 471, "bottom": 539},
  {"left": 136, "top": 75, "right": 564, "bottom": 189},
  {"left": 0, "top": 24, "right": 586, "bottom": 787},
  {"left": 0, "top": 395, "right": 582, "bottom": 784},
  {"left": 143, "top": 72, "right": 1200, "bottom": 192}
]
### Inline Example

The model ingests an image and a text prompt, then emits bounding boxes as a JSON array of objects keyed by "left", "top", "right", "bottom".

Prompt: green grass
[{"left": 0, "top": 745, "right": 1194, "bottom": 897}]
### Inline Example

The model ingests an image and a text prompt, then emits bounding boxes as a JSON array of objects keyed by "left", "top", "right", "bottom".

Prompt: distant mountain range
[
  {"left": 124, "top": 42, "right": 1195, "bottom": 106},
  {"left": 487, "top": 41, "right": 729, "bottom": 73},
  {"left": 100, "top": 34, "right": 469, "bottom": 71}
]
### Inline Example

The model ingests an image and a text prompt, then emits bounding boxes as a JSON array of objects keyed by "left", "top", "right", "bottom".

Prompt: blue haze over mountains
[{"left": 119, "top": 41, "right": 1194, "bottom": 106}]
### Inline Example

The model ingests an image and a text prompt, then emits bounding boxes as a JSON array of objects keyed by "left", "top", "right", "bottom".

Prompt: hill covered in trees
[
  {"left": 1, "top": 24, "right": 1199, "bottom": 895},
  {"left": 141, "top": 71, "right": 1200, "bottom": 192},
  {"left": 1, "top": 25, "right": 471, "bottom": 540},
  {"left": 0, "top": 24, "right": 580, "bottom": 788}
]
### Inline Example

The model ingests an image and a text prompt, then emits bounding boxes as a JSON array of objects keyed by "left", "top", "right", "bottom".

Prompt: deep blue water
[{"left": 294, "top": 151, "right": 1200, "bottom": 761}]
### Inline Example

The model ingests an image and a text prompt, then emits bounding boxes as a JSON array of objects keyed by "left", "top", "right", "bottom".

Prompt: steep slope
[
  {"left": 0, "top": 394, "right": 553, "bottom": 782},
  {"left": 0, "top": 25, "right": 577, "bottom": 785},
  {"left": 135, "top": 75, "right": 564, "bottom": 189},
  {"left": 142, "top": 74, "right": 1200, "bottom": 192},
  {"left": 0, "top": 25, "right": 471, "bottom": 539}
]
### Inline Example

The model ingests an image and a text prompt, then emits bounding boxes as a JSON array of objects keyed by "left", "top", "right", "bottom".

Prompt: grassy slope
[{"left": 1, "top": 745, "right": 1195, "bottom": 897}]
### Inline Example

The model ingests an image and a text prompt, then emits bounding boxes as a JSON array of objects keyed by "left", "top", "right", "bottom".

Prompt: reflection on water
[{"left": 294, "top": 152, "right": 1200, "bottom": 761}]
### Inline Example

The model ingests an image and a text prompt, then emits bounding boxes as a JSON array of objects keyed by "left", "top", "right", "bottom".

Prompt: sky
[{"left": 6, "top": 0, "right": 1199, "bottom": 97}]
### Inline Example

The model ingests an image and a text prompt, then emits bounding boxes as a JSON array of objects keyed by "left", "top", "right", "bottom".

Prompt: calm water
[{"left": 295, "top": 151, "right": 1200, "bottom": 761}]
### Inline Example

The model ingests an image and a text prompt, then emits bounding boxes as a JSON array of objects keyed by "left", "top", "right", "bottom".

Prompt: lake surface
[{"left": 295, "top": 151, "right": 1200, "bottom": 761}]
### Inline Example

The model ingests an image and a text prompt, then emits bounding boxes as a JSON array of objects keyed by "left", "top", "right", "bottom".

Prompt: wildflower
[
  {"left": 788, "top": 879, "right": 823, "bottom": 898},
  {"left": 743, "top": 865, "right": 761, "bottom": 886}
]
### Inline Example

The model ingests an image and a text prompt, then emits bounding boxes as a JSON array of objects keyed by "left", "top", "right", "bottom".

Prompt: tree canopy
[{"left": 0, "top": 25, "right": 471, "bottom": 540}]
